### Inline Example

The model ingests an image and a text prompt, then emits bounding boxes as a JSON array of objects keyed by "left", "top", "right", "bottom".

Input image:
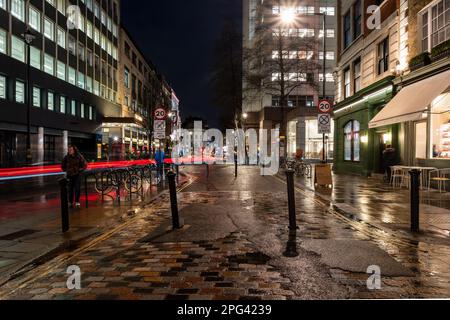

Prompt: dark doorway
[
  {"left": 378, "top": 133, "right": 387, "bottom": 174},
  {"left": 44, "top": 135, "right": 56, "bottom": 164},
  {"left": 0, "top": 131, "right": 16, "bottom": 168}
]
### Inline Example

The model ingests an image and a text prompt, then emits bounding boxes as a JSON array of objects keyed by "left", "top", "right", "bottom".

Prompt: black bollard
[
  {"left": 176, "top": 164, "right": 180, "bottom": 184},
  {"left": 286, "top": 169, "right": 298, "bottom": 230},
  {"left": 167, "top": 171, "right": 183, "bottom": 229},
  {"left": 59, "top": 178, "right": 70, "bottom": 233},
  {"left": 234, "top": 154, "right": 238, "bottom": 178},
  {"left": 410, "top": 169, "right": 421, "bottom": 233},
  {"left": 84, "top": 174, "right": 89, "bottom": 208},
  {"left": 283, "top": 230, "right": 299, "bottom": 257}
]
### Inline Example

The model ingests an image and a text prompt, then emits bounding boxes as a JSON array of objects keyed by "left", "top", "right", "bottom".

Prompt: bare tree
[
  {"left": 243, "top": 1, "right": 319, "bottom": 158},
  {"left": 210, "top": 20, "right": 243, "bottom": 132}
]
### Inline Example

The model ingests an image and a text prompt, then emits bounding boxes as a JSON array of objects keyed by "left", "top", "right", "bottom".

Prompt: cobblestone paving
[{"left": 1, "top": 166, "right": 450, "bottom": 299}]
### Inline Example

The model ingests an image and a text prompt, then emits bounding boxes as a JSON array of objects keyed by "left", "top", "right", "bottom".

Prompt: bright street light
[
  {"left": 242, "top": 113, "right": 248, "bottom": 120},
  {"left": 280, "top": 8, "right": 296, "bottom": 24}
]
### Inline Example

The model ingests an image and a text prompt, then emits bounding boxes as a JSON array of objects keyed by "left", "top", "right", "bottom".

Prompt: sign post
[{"left": 315, "top": 100, "right": 333, "bottom": 188}]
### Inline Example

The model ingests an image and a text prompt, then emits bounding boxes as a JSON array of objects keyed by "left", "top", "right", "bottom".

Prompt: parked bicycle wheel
[
  {"left": 94, "top": 171, "right": 114, "bottom": 194},
  {"left": 124, "top": 174, "right": 143, "bottom": 193}
]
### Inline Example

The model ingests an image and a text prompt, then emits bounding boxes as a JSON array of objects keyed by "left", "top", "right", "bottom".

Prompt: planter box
[{"left": 431, "top": 48, "right": 450, "bottom": 63}]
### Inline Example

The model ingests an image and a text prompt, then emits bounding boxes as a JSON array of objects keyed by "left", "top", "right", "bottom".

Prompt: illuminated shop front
[
  {"left": 287, "top": 117, "right": 334, "bottom": 160},
  {"left": 369, "top": 69, "right": 450, "bottom": 169}
]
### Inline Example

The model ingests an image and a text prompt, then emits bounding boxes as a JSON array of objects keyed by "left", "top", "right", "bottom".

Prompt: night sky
[{"left": 121, "top": 0, "right": 242, "bottom": 128}]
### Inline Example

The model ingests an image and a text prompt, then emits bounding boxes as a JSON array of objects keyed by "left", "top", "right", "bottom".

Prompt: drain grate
[{"left": 0, "top": 229, "right": 38, "bottom": 241}]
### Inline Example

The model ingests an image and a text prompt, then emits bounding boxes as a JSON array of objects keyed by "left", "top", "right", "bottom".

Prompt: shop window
[
  {"left": 344, "top": 120, "right": 360, "bottom": 162},
  {"left": 415, "top": 122, "right": 427, "bottom": 159},
  {"left": 430, "top": 92, "right": 450, "bottom": 158}
]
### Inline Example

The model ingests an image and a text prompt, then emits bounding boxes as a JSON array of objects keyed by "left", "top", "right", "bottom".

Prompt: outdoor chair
[
  {"left": 390, "top": 166, "right": 404, "bottom": 188},
  {"left": 428, "top": 169, "right": 450, "bottom": 193}
]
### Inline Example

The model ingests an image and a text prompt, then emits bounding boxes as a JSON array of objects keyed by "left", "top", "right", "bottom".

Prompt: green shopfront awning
[{"left": 369, "top": 69, "right": 450, "bottom": 129}]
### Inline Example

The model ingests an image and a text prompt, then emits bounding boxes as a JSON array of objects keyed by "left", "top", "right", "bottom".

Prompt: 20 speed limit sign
[
  {"left": 154, "top": 108, "right": 167, "bottom": 120},
  {"left": 318, "top": 100, "right": 332, "bottom": 114}
]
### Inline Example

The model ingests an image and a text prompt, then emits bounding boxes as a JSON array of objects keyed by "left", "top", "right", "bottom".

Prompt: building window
[
  {"left": 33, "top": 87, "right": 41, "bottom": 107},
  {"left": 344, "top": 120, "right": 360, "bottom": 162},
  {"left": 124, "top": 67, "right": 130, "bottom": 88},
  {"left": 68, "top": 35, "right": 76, "bottom": 55},
  {"left": 77, "top": 71, "right": 85, "bottom": 89},
  {"left": 78, "top": 43, "right": 85, "bottom": 61},
  {"left": 353, "top": 58, "right": 361, "bottom": 93},
  {"left": 0, "top": 75, "right": 6, "bottom": 99},
  {"left": 377, "top": 37, "right": 390, "bottom": 74},
  {"left": 353, "top": 0, "right": 362, "bottom": 39},
  {"left": 344, "top": 68, "right": 351, "bottom": 98},
  {"left": 57, "top": 60, "right": 66, "bottom": 80},
  {"left": 30, "top": 46, "right": 41, "bottom": 69},
  {"left": 11, "top": 0, "right": 25, "bottom": 21},
  {"left": 89, "top": 106, "right": 93, "bottom": 120},
  {"left": 57, "top": 0, "right": 65, "bottom": 14},
  {"left": 44, "top": 54, "right": 54, "bottom": 75},
  {"left": 29, "top": 6, "right": 41, "bottom": 32},
  {"left": 15, "top": 80, "right": 25, "bottom": 103},
  {"left": 80, "top": 103, "right": 85, "bottom": 118},
  {"left": 0, "top": 28, "right": 6, "bottom": 54},
  {"left": 71, "top": 100, "right": 76, "bottom": 116},
  {"left": 421, "top": 0, "right": 450, "bottom": 52},
  {"left": 48, "top": 91, "right": 54, "bottom": 110},
  {"left": 11, "top": 36, "right": 25, "bottom": 62},
  {"left": 57, "top": 27, "right": 66, "bottom": 48},
  {"left": 343, "top": 11, "right": 351, "bottom": 49},
  {"left": 44, "top": 18, "right": 55, "bottom": 41},
  {"left": 430, "top": 95, "right": 450, "bottom": 158},
  {"left": 60, "top": 96, "right": 66, "bottom": 113},
  {"left": 320, "top": 6, "right": 335, "bottom": 16},
  {"left": 0, "top": 0, "right": 6, "bottom": 10},
  {"left": 68, "top": 67, "right": 76, "bottom": 85}
]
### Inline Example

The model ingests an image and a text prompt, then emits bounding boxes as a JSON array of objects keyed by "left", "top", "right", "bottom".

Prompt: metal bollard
[
  {"left": 286, "top": 169, "right": 298, "bottom": 230},
  {"left": 176, "top": 164, "right": 180, "bottom": 184},
  {"left": 167, "top": 171, "right": 183, "bottom": 230},
  {"left": 84, "top": 174, "right": 89, "bottom": 208},
  {"left": 206, "top": 163, "right": 209, "bottom": 179},
  {"left": 234, "top": 154, "right": 238, "bottom": 178},
  {"left": 410, "top": 169, "right": 421, "bottom": 233},
  {"left": 59, "top": 178, "right": 70, "bottom": 233},
  {"left": 283, "top": 230, "right": 299, "bottom": 257}
]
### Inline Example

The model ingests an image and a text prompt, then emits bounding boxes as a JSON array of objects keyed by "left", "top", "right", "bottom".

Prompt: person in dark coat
[
  {"left": 382, "top": 145, "right": 396, "bottom": 181},
  {"left": 62, "top": 145, "right": 88, "bottom": 208}
]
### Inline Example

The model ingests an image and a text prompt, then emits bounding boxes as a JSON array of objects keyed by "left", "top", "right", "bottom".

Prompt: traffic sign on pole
[
  {"left": 154, "top": 108, "right": 167, "bottom": 120},
  {"left": 318, "top": 114, "right": 331, "bottom": 134},
  {"left": 318, "top": 100, "right": 332, "bottom": 114}
]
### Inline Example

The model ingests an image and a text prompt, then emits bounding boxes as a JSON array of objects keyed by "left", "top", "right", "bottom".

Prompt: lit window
[
  {"left": 44, "top": 18, "right": 55, "bottom": 41},
  {"left": 0, "top": 75, "right": 6, "bottom": 99},
  {"left": 60, "top": 96, "right": 66, "bottom": 113},
  {"left": 68, "top": 67, "right": 76, "bottom": 85},
  {"left": 80, "top": 103, "right": 85, "bottom": 118},
  {"left": 57, "top": 0, "right": 65, "bottom": 15},
  {"left": 320, "top": 7, "right": 335, "bottom": 16},
  {"left": 33, "top": 87, "right": 41, "bottom": 107},
  {"left": 77, "top": 71, "right": 85, "bottom": 89},
  {"left": 29, "top": 6, "right": 41, "bottom": 31},
  {"left": 344, "top": 68, "right": 351, "bottom": 98},
  {"left": 0, "top": 28, "right": 7, "bottom": 54},
  {"left": 421, "top": 0, "right": 450, "bottom": 52},
  {"left": 11, "top": 36, "right": 25, "bottom": 62},
  {"left": 57, "top": 60, "right": 66, "bottom": 80},
  {"left": 11, "top": 0, "right": 25, "bottom": 21},
  {"left": 71, "top": 100, "right": 76, "bottom": 116},
  {"left": 68, "top": 35, "right": 76, "bottom": 55},
  {"left": 57, "top": 27, "right": 66, "bottom": 48},
  {"left": 44, "top": 53, "right": 54, "bottom": 75},
  {"left": 0, "top": 0, "right": 6, "bottom": 10},
  {"left": 344, "top": 120, "right": 360, "bottom": 162},
  {"left": 30, "top": 46, "right": 41, "bottom": 69},
  {"left": 89, "top": 106, "right": 93, "bottom": 120},
  {"left": 48, "top": 91, "right": 54, "bottom": 110},
  {"left": 15, "top": 80, "right": 25, "bottom": 103}
]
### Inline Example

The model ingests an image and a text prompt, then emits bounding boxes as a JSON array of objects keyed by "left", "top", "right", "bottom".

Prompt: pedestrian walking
[
  {"left": 155, "top": 147, "right": 165, "bottom": 182},
  {"left": 62, "top": 145, "right": 88, "bottom": 209},
  {"left": 382, "top": 144, "right": 397, "bottom": 182}
]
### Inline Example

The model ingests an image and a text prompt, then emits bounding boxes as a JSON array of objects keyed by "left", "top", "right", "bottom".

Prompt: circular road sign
[
  {"left": 154, "top": 108, "right": 167, "bottom": 120},
  {"left": 318, "top": 100, "right": 332, "bottom": 114}
]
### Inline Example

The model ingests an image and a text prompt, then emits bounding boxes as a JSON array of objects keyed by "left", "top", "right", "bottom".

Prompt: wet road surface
[{"left": 0, "top": 165, "right": 449, "bottom": 299}]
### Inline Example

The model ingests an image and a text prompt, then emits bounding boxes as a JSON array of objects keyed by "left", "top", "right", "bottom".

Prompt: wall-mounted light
[
  {"left": 383, "top": 133, "right": 391, "bottom": 144},
  {"left": 361, "top": 135, "right": 369, "bottom": 144}
]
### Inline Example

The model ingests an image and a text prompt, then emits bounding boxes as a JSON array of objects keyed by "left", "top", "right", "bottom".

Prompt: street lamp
[
  {"left": 280, "top": 8, "right": 296, "bottom": 24},
  {"left": 22, "top": 28, "right": 36, "bottom": 166}
]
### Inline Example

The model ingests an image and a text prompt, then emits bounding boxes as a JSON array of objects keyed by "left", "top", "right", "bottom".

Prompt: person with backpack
[{"left": 62, "top": 145, "right": 88, "bottom": 209}]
